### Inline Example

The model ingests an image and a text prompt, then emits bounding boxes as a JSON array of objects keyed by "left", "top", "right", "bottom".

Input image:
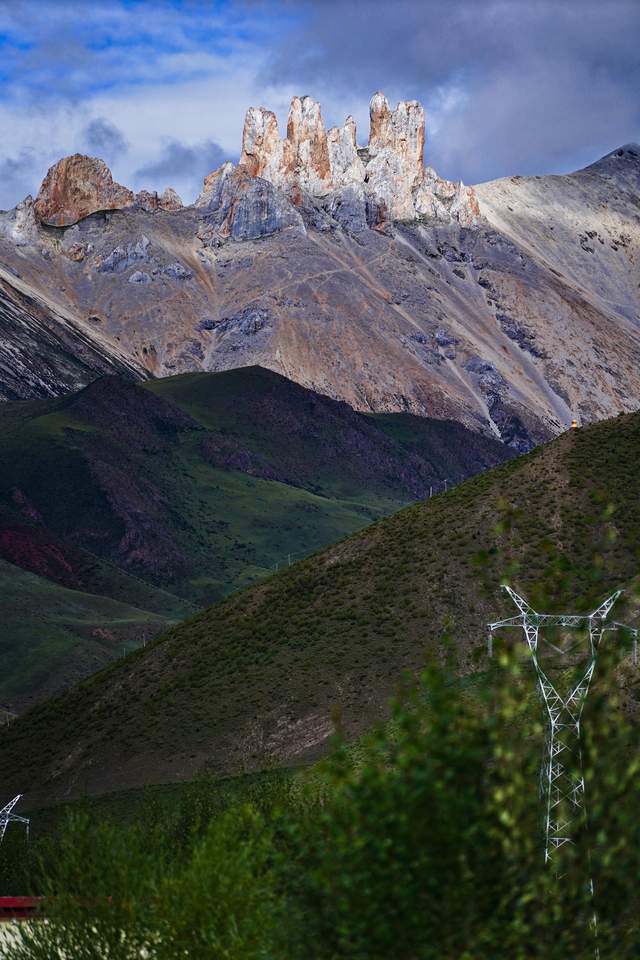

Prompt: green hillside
[
  {"left": 0, "top": 559, "right": 181, "bottom": 710},
  {"left": 0, "top": 367, "right": 509, "bottom": 711},
  {"left": 1, "top": 409, "right": 638, "bottom": 804},
  {"left": 0, "top": 367, "right": 510, "bottom": 607}
]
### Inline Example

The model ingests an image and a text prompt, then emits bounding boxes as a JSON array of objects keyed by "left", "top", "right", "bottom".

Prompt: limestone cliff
[{"left": 236, "top": 91, "right": 478, "bottom": 225}]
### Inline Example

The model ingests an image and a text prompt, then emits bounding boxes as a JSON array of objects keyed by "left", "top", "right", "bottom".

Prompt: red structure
[{"left": 0, "top": 897, "right": 43, "bottom": 921}]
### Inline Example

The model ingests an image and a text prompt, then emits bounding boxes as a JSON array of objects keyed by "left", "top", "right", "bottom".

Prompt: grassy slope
[
  {"left": 0, "top": 559, "right": 180, "bottom": 710},
  {"left": 0, "top": 366, "right": 509, "bottom": 711},
  {"left": 0, "top": 381, "right": 395, "bottom": 605},
  {"left": 2, "top": 410, "right": 639, "bottom": 804},
  {"left": 0, "top": 367, "right": 510, "bottom": 605},
  {"left": 146, "top": 368, "right": 508, "bottom": 502},
  {"left": 0, "top": 505, "right": 195, "bottom": 620}
]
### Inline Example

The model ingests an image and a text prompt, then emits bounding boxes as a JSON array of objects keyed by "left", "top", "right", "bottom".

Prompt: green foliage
[
  {"left": 2, "top": 401, "right": 640, "bottom": 958},
  {"left": 4, "top": 656, "right": 639, "bottom": 959},
  {"left": 3, "top": 364, "right": 488, "bottom": 706}
]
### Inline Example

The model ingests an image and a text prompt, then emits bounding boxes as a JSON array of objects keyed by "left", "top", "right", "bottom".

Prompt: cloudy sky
[{"left": 0, "top": 0, "right": 638, "bottom": 209}]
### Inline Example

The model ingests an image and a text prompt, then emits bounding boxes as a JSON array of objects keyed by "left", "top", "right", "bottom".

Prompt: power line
[{"left": 487, "top": 586, "right": 638, "bottom": 950}]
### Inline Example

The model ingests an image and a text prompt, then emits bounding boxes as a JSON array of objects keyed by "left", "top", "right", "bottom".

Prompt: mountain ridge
[{"left": 0, "top": 94, "right": 638, "bottom": 449}]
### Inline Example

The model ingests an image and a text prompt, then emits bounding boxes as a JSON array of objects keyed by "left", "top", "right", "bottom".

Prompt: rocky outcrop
[
  {"left": 196, "top": 161, "right": 235, "bottom": 206},
  {"left": 327, "top": 117, "right": 365, "bottom": 188},
  {"left": 368, "top": 93, "right": 425, "bottom": 176},
  {"left": 239, "top": 108, "right": 288, "bottom": 186},
  {"left": 134, "top": 187, "right": 183, "bottom": 212},
  {"left": 197, "top": 165, "right": 304, "bottom": 242},
  {"left": 415, "top": 168, "right": 481, "bottom": 227},
  {"left": 287, "top": 95, "right": 333, "bottom": 196},
  {"left": 0, "top": 195, "right": 39, "bottom": 246},
  {"left": 234, "top": 91, "right": 478, "bottom": 226},
  {"left": 34, "top": 155, "right": 134, "bottom": 227},
  {"left": 25, "top": 93, "right": 476, "bottom": 234}
]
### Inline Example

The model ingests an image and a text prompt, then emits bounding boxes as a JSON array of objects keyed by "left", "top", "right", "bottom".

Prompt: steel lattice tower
[
  {"left": 0, "top": 795, "right": 30, "bottom": 843},
  {"left": 488, "top": 586, "right": 637, "bottom": 872}
]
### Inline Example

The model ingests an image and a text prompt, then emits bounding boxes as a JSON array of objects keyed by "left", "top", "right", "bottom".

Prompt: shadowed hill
[
  {"left": 2, "top": 409, "right": 639, "bottom": 805},
  {"left": 146, "top": 366, "right": 508, "bottom": 500},
  {"left": 0, "top": 366, "right": 509, "bottom": 710},
  {"left": 0, "top": 366, "right": 511, "bottom": 607},
  {"left": 0, "top": 559, "right": 181, "bottom": 712}
]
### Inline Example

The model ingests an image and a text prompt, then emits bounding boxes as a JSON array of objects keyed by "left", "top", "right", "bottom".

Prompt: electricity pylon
[
  {"left": 0, "top": 795, "right": 30, "bottom": 842},
  {"left": 487, "top": 586, "right": 637, "bottom": 872}
]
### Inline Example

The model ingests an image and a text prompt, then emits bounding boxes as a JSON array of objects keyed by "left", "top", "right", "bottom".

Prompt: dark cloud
[
  {"left": 135, "top": 139, "right": 228, "bottom": 193},
  {"left": 262, "top": 0, "right": 640, "bottom": 182},
  {"left": 83, "top": 118, "right": 129, "bottom": 163},
  {"left": 0, "top": 149, "right": 39, "bottom": 210}
]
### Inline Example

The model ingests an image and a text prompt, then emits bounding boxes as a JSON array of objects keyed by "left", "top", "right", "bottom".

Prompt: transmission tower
[
  {"left": 0, "top": 795, "right": 30, "bottom": 843},
  {"left": 487, "top": 586, "right": 637, "bottom": 872}
]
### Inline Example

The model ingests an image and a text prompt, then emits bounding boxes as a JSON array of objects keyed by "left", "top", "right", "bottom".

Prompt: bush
[{"left": 6, "top": 652, "right": 639, "bottom": 959}]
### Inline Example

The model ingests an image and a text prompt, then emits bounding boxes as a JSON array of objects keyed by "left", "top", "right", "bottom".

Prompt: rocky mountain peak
[
  {"left": 236, "top": 91, "right": 477, "bottom": 225},
  {"left": 34, "top": 154, "right": 134, "bottom": 226},
  {"left": 368, "top": 91, "right": 425, "bottom": 177},
  {"left": 134, "top": 187, "right": 184, "bottom": 212},
  {"left": 287, "top": 95, "right": 333, "bottom": 195},
  {"left": 327, "top": 115, "right": 365, "bottom": 187},
  {"left": 239, "top": 106, "right": 284, "bottom": 182},
  {"left": 25, "top": 93, "right": 477, "bottom": 235}
]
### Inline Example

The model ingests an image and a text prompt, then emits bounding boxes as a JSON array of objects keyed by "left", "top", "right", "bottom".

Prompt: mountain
[
  {"left": 0, "top": 264, "right": 146, "bottom": 401},
  {"left": 2, "top": 408, "right": 639, "bottom": 805},
  {"left": 1, "top": 96, "right": 638, "bottom": 450},
  {"left": 0, "top": 366, "right": 509, "bottom": 712}
]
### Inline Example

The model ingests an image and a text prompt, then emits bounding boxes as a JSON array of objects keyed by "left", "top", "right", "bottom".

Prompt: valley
[
  {"left": 0, "top": 365, "right": 509, "bottom": 710},
  {"left": 1, "top": 406, "right": 638, "bottom": 804},
  {"left": 0, "top": 33, "right": 638, "bottom": 952}
]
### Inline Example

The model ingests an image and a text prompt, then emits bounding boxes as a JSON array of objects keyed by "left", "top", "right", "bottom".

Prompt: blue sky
[{"left": 0, "top": 0, "right": 638, "bottom": 208}]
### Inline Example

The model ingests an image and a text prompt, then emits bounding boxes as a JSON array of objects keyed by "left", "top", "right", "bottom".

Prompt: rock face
[
  {"left": 0, "top": 95, "right": 638, "bottom": 455},
  {"left": 236, "top": 91, "right": 478, "bottom": 225},
  {"left": 134, "top": 187, "right": 183, "bottom": 212},
  {"left": 415, "top": 168, "right": 481, "bottom": 227},
  {"left": 327, "top": 116, "right": 365, "bottom": 187},
  {"left": 287, "top": 95, "right": 333, "bottom": 196},
  {"left": 239, "top": 108, "right": 286, "bottom": 184},
  {"left": 197, "top": 165, "right": 304, "bottom": 241},
  {"left": 34, "top": 154, "right": 134, "bottom": 226},
  {"left": 0, "top": 195, "right": 39, "bottom": 246},
  {"left": 368, "top": 93, "right": 425, "bottom": 175},
  {"left": 0, "top": 270, "right": 146, "bottom": 401},
  {"left": 365, "top": 94, "right": 426, "bottom": 221}
]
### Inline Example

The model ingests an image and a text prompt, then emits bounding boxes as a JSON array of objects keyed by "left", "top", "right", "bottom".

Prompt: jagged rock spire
[
  {"left": 287, "top": 95, "right": 333, "bottom": 195},
  {"left": 327, "top": 116, "right": 365, "bottom": 186},
  {"left": 368, "top": 91, "right": 425, "bottom": 177},
  {"left": 234, "top": 90, "right": 478, "bottom": 226}
]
